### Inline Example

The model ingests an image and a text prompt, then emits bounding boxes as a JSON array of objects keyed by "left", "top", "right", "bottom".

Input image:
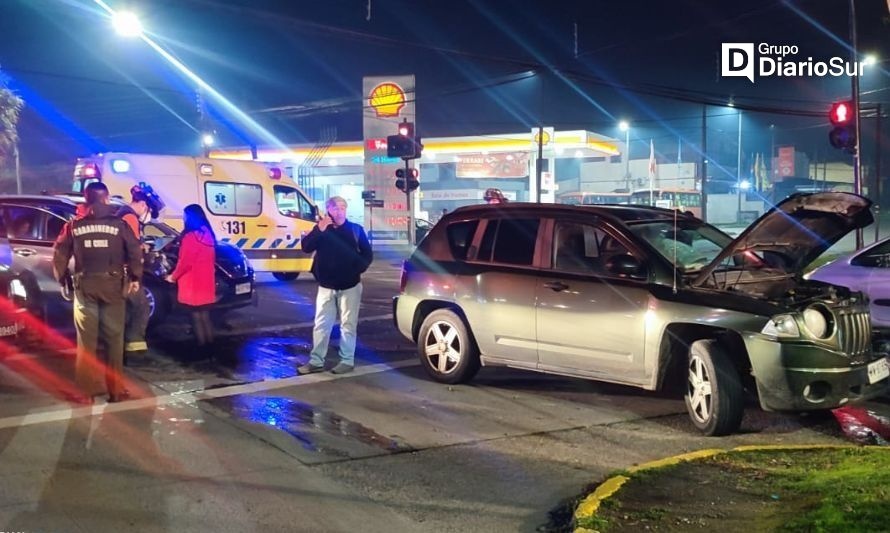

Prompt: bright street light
[
  {"left": 112, "top": 11, "right": 144, "bottom": 38},
  {"left": 618, "top": 121, "right": 630, "bottom": 190},
  {"left": 202, "top": 133, "right": 215, "bottom": 147},
  {"left": 863, "top": 54, "right": 877, "bottom": 66}
]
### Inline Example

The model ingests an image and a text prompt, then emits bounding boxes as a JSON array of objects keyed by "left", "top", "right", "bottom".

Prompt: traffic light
[
  {"left": 387, "top": 121, "right": 422, "bottom": 159},
  {"left": 829, "top": 101, "right": 856, "bottom": 153},
  {"left": 394, "top": 167, "right": 420, "bottom": 193}
]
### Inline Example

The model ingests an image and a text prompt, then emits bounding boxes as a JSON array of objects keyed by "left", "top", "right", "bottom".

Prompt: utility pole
[
  {"left": 769, "top": 124, "right": 776, "bottom": 186},
  {"left": 850, "top": 0, "right": 863, "bottom": 249},
  {"left": 736, "top": 110, "right": 742, "bottom": 223},
  {"left": 876, "top": 103, "right": 883, "bottom": 242},
  {"left": 536, "top": 126, "right": 544, "bottom": 203},
  {"left": 701, "top": 105, "right": 708, "bottom": 223}
]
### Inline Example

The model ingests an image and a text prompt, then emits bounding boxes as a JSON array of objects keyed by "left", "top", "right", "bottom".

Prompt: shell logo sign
[
  {"left": 533, "top": 130, "right": 551, "bottom": 145},
  {"left": 368, "top": 82, "right": 407, "bottom": 118}
]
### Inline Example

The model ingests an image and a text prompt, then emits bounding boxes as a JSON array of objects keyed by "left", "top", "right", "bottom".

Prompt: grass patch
[
  {"left": 580, "top": 447, "right": 890, "bottom": 532},
  {"left": 711, "top": 448, "right": 890, "bottom": 532}
]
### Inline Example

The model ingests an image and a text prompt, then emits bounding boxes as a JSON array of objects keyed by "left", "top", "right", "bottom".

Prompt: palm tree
[{"left": 0, "top": 67, "right": 24, "bottom": 193}]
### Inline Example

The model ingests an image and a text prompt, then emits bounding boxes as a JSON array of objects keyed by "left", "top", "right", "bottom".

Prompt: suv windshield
[{"left": 628, "top": 220, "right": 732, "bottom": 271}]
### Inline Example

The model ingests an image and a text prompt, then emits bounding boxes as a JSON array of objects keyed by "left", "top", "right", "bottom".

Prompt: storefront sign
[
  {"left": 456, "top": 152, "right": 529, "bottom": 178},
  {"left": 778, "top": 146, "right": 795, "bottom": 177}
]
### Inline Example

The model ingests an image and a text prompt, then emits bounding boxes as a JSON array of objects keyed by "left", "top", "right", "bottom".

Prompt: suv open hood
[{"left": 691, "top": 192, "right": 872, "bottom": 287}]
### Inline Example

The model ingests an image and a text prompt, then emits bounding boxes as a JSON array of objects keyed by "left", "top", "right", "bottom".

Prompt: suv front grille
[{"left": 836, "top": 309, "right": 871, "bottom": 363}]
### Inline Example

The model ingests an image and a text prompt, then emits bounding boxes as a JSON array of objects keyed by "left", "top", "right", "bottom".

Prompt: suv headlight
[
  {"left": 802, "top": 305, "right": 833, "bottom": 339},
  {"left": 762, "top": 314, "right": 800, "bottom": 338}
]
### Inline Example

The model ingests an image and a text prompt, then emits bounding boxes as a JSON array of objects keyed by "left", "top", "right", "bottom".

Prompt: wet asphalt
[{"left": 0, "top": 245, "right": 888, "bottom": 532}]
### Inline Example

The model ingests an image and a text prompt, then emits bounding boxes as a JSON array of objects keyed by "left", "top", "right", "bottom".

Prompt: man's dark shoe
[
  {"left": 330, "top": 363, "right": 354, "bottom": 375},
  {"left": 297, "top": 363, "right": 325, "bottom": 375}
]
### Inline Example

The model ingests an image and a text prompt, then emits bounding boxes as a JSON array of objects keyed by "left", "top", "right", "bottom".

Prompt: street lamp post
[
  {"left": 729, "top": 99, "right": 742, "bottom": 223},
  {"left": 619, "top": 121, "right": 630, "bottom": 191},
  {"left": 737, "top": 110, "right": 742, "bottom": 221}
]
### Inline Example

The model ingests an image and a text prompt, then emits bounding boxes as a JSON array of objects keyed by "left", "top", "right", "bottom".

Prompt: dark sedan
[{"left": 0, "top": 194, "right": 255, "bottom": 326}]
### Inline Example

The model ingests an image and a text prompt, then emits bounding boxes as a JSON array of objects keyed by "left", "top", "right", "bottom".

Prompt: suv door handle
[
  {"left": 14, "top": 248, "right": 36, "bottom": 257},
  {"left": 543, "top": 281, "right": 569, "bottom": 292}
]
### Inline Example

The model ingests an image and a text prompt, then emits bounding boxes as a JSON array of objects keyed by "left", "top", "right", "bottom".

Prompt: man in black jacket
[
  {"left": 297, "top": 196, "right": 372, "bottom": 375},
  {"left": 53, "top": 182, "right": 143, "bottom": 403}
]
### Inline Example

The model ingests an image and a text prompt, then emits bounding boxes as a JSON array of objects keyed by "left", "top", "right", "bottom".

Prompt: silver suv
[{"left": 393, "top": 192, "right": 890, "bottom": 435}]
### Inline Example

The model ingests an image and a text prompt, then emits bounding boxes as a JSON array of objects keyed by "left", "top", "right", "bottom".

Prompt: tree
[{"left": 0, "top": 67, "right": 24, "bottom": 193}]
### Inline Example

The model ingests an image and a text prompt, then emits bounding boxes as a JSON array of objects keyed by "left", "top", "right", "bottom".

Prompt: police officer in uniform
[{"left": 53, "top": 182, "right": 143, "bottom": 403}]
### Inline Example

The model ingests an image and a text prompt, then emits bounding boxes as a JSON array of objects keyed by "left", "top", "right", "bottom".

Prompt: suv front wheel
[
  {"left": 418, "top": 309, "right": 480, "bottom": 384},
  {"left": 684, "top": 339, "right": 744, "bottom": 436}
]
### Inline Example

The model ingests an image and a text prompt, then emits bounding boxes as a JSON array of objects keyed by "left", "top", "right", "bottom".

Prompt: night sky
[{"left": 2, "top": 0, "right": 889, "bottom": 169}]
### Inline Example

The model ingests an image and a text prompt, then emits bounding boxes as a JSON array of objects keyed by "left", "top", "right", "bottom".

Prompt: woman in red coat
[{"left": 166, "top": 204, "right": 217, "bottom": 348}]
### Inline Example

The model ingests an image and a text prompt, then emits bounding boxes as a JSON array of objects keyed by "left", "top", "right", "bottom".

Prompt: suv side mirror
[
  {"left": 605, "top": 254, "right": 645, "bottom": 278},
  {"left": 310, "top": 205, "right": 319, "bottom": 220}
]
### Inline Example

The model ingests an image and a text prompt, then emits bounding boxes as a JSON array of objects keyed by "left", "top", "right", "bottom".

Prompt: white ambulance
[{"left": 73, "top": 153, "right": 318, "bottom": 280}]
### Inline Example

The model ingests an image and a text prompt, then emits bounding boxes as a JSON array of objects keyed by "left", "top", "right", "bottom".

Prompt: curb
[{"left": 571, "top": 443, "right": 879, "bottom": 533}]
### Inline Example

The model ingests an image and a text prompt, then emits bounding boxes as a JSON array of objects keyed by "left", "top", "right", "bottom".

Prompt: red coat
[{"left": 170, "top": 228, "right": 216, "bottom": 306}]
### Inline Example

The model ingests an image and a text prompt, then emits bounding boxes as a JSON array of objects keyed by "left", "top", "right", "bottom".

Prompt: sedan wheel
[
  {"left": 684, "top": 339, "right": 744, "bottom": 436},
  {"left": 418, "top": 309, "right": 480, "bottom": 384},
  {"left": 143, "top": 285, "right": 156, "bottom": 318}
]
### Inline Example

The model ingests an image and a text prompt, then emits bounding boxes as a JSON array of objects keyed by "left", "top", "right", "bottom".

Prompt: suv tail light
[{"left": 399, "top": 261, "right": 408, "bottom": 293}]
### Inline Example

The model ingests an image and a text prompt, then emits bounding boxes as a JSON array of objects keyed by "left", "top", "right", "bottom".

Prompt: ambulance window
[
  {"left": 204, "top": 182, "right": 262, "bottom": 217},
  {"left": 273, "top": 185, "right": 314, "bottom": 221}
]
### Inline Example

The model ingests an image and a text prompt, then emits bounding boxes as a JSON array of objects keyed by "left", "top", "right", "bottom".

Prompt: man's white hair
[{"left": 326, "top": 196, "right": 347, "bottom": 209}]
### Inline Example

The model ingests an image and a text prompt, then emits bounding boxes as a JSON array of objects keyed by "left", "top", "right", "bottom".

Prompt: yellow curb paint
[
  {"left": 626, "top": 448, "right": 724, "bottom": 473},
  {"left": 571, "top": 443, "right": 871, "bottom": 529},
  {"left": 573, "top": 475, "right": 628, "bottom": 519}
]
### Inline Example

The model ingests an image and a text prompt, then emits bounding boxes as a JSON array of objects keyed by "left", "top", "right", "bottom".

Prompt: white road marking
[{"left": 0, "top": 358, "right": 419, "bottom": 430}]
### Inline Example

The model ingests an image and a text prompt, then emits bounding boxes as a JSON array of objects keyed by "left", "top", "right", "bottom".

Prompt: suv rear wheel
[
  {"left": 418, "top": 309, "right": 480, "bottom": 384},
  {"left": 684, "top": 339, "right": 744, "bottom": 436},
  {"left": 273, "top": 272, "right": 300, "bottom": 281}
]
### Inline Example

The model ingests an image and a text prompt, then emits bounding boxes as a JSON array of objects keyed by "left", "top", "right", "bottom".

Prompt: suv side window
[
  {"left": 552, "top": 221, "right": 631, "bottom": 274},
  {"left": 446, "top": 220, "right": 479, "bottom": 260},
  {"left": 489, "top": 218, "right": 540, "bottom": 266}
]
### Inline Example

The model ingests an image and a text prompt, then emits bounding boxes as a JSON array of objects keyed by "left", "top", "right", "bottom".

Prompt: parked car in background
[
  {"left": 416, "top": 219, "right": 432, "bottom": 243},
  {"left": 394, "top": 192, "right": 889, "bottom": 435},
  {"left": 807, "top": 236, "right": 890, "bottom": 331},
  {"left": 0, "top": 194, "right": 255, "bottom": 326},
  {"left": 0, "top": 215, "right": 45, "bottom": 350}
]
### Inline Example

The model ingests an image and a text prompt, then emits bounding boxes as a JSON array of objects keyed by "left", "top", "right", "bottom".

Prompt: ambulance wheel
[{"left": 273, "top": 272, "right": 300, "bottom": 281}]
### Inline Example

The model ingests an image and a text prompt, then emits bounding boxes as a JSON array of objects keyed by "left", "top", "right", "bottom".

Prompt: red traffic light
[
  {"left": 398, "top": 122, "right": 414, "bottom": 138},
  {"left": 829, "top": 101, "right": 853, "bottom": 126},
  {"left": 394, "top": 167, "right": 419, "bottom": 180}
]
